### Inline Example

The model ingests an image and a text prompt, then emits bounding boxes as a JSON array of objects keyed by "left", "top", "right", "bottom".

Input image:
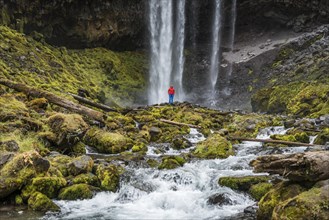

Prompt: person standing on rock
[{"left": 168, "top": 85, "right": 175, "bottom": 104}]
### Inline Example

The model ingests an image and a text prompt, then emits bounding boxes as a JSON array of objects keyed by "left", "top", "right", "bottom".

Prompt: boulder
[
  {"left": 28, "top": 192, "right": 60, "bottom": 212},
  {"left": 193, "top": 134, "right": 234, "bottom": 159},
  {"left": 84, "top": 127, "right": 132, "bottom": 154},
  {"left": 207, "top": 193, "right": 234, "bottom": 206},
  {"left": 58, "top": 184, "right": 100, "bottom": 200},
  {"left": 218, "top": 176, "right": 270, "bottom": 192},
  {"left": 95, "top": 164, "right": 121, "bottom": 192},
  {"left": 47, "top": 113, "right": 89, "bottom": 147},
  {"left": 72, "top": 173, "right": 100, "bottom": 187},
  {"left": 68, "top": 155, "right": 94, "bottom": 176},
  {"left": 22, "top": 177, "right": 67, "bottom": 199},
  {"left": 0, "top": 152, "right": 15, "bottom": 168},
  {"left": 0, "top": 140, "right": 20, "bottom": 152},
  {"left": 158, "top": 156, "right": 186, "bottom": 170}
]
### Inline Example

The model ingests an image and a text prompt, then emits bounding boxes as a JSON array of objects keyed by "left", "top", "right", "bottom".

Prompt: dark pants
[{"left": 169, "top": 94, "right": 174, "bottom": 104}]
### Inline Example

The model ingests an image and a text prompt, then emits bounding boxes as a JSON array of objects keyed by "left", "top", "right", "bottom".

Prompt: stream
[{"left": 40, "top": 127, "right": 310, "bottom": 220}]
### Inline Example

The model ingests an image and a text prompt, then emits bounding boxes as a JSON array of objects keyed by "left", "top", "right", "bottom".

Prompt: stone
[
  {"left": 0, "top": 140, "right": 19, "bottom": 152},
  {"left": 207, "top": 193, "right": 234, "bottom": 206},
  {"left": 68, "top": 155, "right": 94, "bottom": 176}
]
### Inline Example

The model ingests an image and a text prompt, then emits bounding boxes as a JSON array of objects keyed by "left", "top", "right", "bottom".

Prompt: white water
[
  {"left": 222, "top": 0, "right": 237, "bottom": 96},
  {"left": 148, "top": 0, "right": 173, "bottom": 104},
  {"left": 44, "top": 126, "right": 314, "bottom": 220},
  {"left": 148, "top": 0, "right": 186, "bottom": 104},
  {"left": 172, "top": 0, "right": 186, "bottom": 102},
  {"left": 209, "top": 0, "right": 222, "bottom": 91}
]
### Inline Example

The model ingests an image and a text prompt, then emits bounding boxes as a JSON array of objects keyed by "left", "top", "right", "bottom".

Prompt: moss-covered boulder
[
  {"left": 47, "top": 154, "right": 73, "bottom": 177},
  {"left": 193, "top": 134, "right": 234, "bottom": 159},
  {"left": 68, "top": 155, "right": 94, "bottom": 176},
  {"left": 131, "top": 142, "right": 148, "bottom": 153},
  {"left": 249, "top": 182, "right": 273, "bottom": 201},
  {"left": 0, "top": 151, "right": 50, "bottom": 199},
  {"left": 270, "top": 132, "right": 309, "bottom": 143},
  {"left": 58, "top": 184, "right": 99, "bottom": 200},
  {"left": 314, "top": 128, "right": 329, "bottom": 145},
  {"left": 47, "top": 113, "right": 89, "bottom": 147},
  {"left": 22, "top": 176, "right": 67, "bottom": 200},
  {"left": 28, "top": 192, "right": 60, "bottom": 212},
  {"left": 0, "top": 94, "right": 28, "bottom": 122},
  {"left": 84, "top": 127, "right": 132, "bottom": 154},
  {"left": 72, "top": 173, "right": 100, "bottom": 187},
  {"left": 158, "top": 156, "right": 186, "bottom": 170},
  {"left": 257, "top": 182, "right": 306, "bottom": 220},
  {"left": 218, "top": 176, "right": 270, "bottom": 191},
  {"left": 272, "top": 185, "right": 329, "bottom": 220},
  {"left": 95, "top": 164, "right": 122, "bottom": 192}
]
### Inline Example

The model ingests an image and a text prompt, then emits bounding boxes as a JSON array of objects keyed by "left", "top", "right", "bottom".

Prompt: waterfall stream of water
[
  {"left": 209, "top": 0, "right": 222, "bottom": 91},
  {"left": 148, "top": 0, "right": 186, "bottom": 105},
  {"left": 40, "top": 127, "right": 313, "bottom": 220}
]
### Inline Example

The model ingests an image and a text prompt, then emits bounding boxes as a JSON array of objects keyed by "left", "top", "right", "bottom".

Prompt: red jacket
[{"left": 168, "top": 87, "right": 175, "bottom": 95}]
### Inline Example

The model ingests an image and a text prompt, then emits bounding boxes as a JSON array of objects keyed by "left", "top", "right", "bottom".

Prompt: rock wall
[
  {"left": 0, "top": 0, "right": 146, "bottom": 50},
  {"left": 1, "top": 0, "right": 328, "bottom": 50}
]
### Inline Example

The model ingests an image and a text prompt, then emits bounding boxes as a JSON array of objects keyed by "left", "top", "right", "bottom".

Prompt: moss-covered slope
[{"left": 0, "top": 25, "right": 147, "bottom": 106}]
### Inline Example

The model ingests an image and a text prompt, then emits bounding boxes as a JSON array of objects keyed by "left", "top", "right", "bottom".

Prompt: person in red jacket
[{"left": 168, "top": 85, "right": 175, "bottom": 104}]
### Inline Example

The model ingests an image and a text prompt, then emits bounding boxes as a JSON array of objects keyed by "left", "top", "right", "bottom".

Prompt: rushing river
[{"left": 0, "top": 127, "right": 311, "bottom": 220}]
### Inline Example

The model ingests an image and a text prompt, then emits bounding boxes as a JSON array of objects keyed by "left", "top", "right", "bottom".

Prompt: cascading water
[
  {"left": 41, "top": 126, "right": 313, "bottom": 220},
  {"left": 209, "top": 0, "right": 222, "bottom": 91},
  {"left": 222, "top": 0, "right": 237, "bottom": 95},
  {"left": 148, "top": 0, "right": 173, "bottom": 105},
  {"left": 148, "top": 0, "right": 186, "bottom": 105}
]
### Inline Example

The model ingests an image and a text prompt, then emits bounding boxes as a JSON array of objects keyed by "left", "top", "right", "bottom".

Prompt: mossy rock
[
  {"left": 272, "top": 185, "right": 329, "bottom": 220},
  {"left": 84, "top": 127, "right": 132, "bottom": 154},
  {"left": 72, "top": 141, "right": 87, "bottom": 155},
  {"left": 47, "top": 154, "right": 73, "bottom": 177},
  {"left": 314, "top": 128, "right": 329, "bottom": 145},
  {"left": 0, "top": 94, "right": 29, "bottom": 122},
  {"left": 72, "top": 173, "right": 100, "bottom": 187},
  {"left": 146, "top": 159, "right": 159, "bottom": 168},
  {"left": 158, "top": 156, "right": 186, "bottom": 170},
  {"left": 95, "top": 164, "right": 121, "bottom": 192},
  {"left": 193, "top": 134, "right": 234, "bottom": 159},
  {"left": 218, "top": 176, "right": 270, "bottom": 191},
  {"left": 28, "top": 192, "right": 60, "bottom": 212},
  {"left": 131, "top": 142, "right": 148, "bottom": 153},
  {"left": 27, "top": 176, "right": 67, "bottom": 199},
  {"left": 58, "top": 184, "right": 99, "bottom": 200},
  {"left": 257, "top": 181, "right": 306, "bottom": 220},
  {"left": 0, "top": 177, "right": 23, "bottom": 200},
  {"left": 270, "top": 132, "right": 309, "bottom": 143},
  {"left": 68, "top": 155, "right": 94, "bottom": 176},
  {"left": 27, "top": 98, "right": 48, "bottom": 111},
  {"left": 249, "top": 182, "right": 273, "bottom": 201},
  {"left": 47, "top": 113, "right": 89, "bottom": 147}
]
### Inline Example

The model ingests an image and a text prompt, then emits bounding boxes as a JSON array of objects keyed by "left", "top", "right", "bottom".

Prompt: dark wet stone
[{"left": 207, "top": 193, "right": 234, "bottom": 206}]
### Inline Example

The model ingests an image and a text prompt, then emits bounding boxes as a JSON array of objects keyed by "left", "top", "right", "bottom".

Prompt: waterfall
[
  {"left": 148, "top": 0, "right": 173, "bottom": 104},
  {"left": 209, "top": 0, "right": 223, "bottom": 91},
  {"left": 148, "top": 0, "right": 186, "bottom": 105},
  {"left": 172, "top": 0, "right": 186, "bottom": 102},
  {"left": 222, "top": 0, "right": 237, "bottom": 95}
]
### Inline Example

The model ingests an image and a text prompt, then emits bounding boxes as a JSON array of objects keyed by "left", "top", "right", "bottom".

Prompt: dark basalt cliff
[{"left": 0, "top": 0, "right": 328, "bottom": 50}]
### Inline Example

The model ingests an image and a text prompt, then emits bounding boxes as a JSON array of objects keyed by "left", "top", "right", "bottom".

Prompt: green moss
[
  {"left": 146, "top": 159, "right": 159, "bottom": 168},
  {"left": 158, "top": 156, "right": 186, "bottom": 170},
  {"left": 30, "top": 177, "right": 67, "bottom": 198},
  {"left": 84, "top": 127, "right": 132, "bottom": 154},
  {"left": 314, "top": 128, "right": 329, "bottom": 145},
  {"left": 28, "top": 192, "right": 59, "bottom": 212},
  {"left": 272, "top": 185, "right": 329, "bottom": 220},
  {"left": 47, "top": 154, "right": 73, "bottom": 177},
  {"left": 218, "top": 176, "right": 270, "bottom": 191},
  {"left": 257, "top": 182, "right": 306, "bottom": 220},
  {"left": 0, "top": 94, "right": 28, "bottom": 122},
  {"left": 193, "top": 134, "right": 234, "bottom": 159},
  {"left": 73, "top": 173, "right": 100, "bottom": 187},
  {"left": 95, "top": 164, "right": 121, "bottom": 192},
  {"left": 58, "top": 184, "right": 98, "bottom": 200},
  {"left": 0, "top": 25, "right": 147, "bottom": 106},
  {"left": 15, "top": 194, "right": 24, "bottom": 205},
  {"left": 131, "top": 142, "right": 147, "bottom": 153},
  {"left": 270, "top": 132, "right": 309, "bottom": 144},
  {"left": 249, "top": 182, "right": 273, "bottom": 201}
]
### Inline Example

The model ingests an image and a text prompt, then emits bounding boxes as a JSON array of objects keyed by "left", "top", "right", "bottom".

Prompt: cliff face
[
  {"left": 0, "top": 0, "right": 146, "bottom": 50},
  {"left": 1, "top": 0, "right": 328, "bottom": 50}
]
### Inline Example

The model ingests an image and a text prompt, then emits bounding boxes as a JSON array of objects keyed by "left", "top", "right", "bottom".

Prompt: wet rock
[
  {"left": 207, "top": 193, "right": 234, "bottom": 206},
  {"left": 149, "top": 126, "right": 162, "bottom": 141},
  {"left": 46, "top": 113, "right": 89, "bottom": 147},
  {"left": 218, "top": 176, "right": 270, "bottom": 192},
  {"left": 193, "top": 134, "right": 234, "bottom": 159},
  {"left": 0, "top": 152, "right": 15, "bottom": 168},
  {"left": 84, "top": 127, "right": 132, "bottom": 154},
  {"left": 95, "top": 164, "right": 121, "bottom": 192},
  {"left": 68, "top": 155, "right": 94, "bottom": 176},
  {"left": 172, "top": 135, "right": 192, "bottom": 150},
  {"left": 72, "top": 173, "right": 100, "bottom": 187},
  {"left": 28, "top": 192, "right": 60, "bottom": 212},
  {"left": 0, "top": 140, "right": 19, "bottom": 152},
  {"left": 158, "top": 156, "right": 186, "bottom": 170},
  {"left": 58, "top": 184, "right": 100, "bottom": 200}
]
